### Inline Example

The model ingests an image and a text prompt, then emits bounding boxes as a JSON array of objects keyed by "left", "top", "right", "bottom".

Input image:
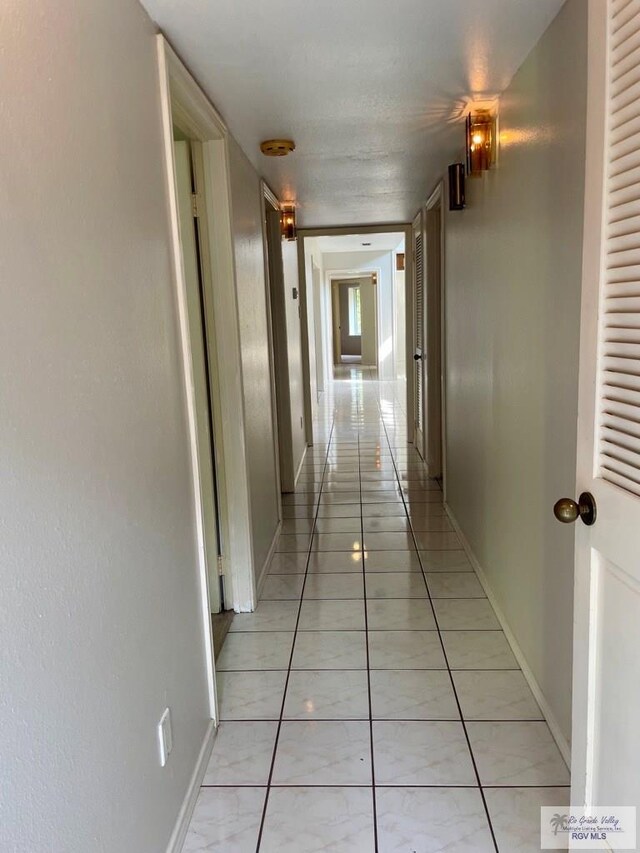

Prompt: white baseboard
[
  {"left": 166, "top": 720, "right": 217, "bottom": 853},
  {"left": 444, "top": 503, "right": 572, "bottom": 768},
  {"left": 256, "top": 520, "right": 282, "bottom": 601}
]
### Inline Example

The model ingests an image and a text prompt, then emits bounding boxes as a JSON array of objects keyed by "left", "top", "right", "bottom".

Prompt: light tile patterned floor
[{"left": 184, "top": 368, "right": 570, "bottom": 852}]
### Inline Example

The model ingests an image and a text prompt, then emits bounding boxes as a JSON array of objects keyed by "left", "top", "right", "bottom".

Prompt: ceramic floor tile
[
  {"left": 268, "top": 553, "right": 308, "bottom": 575},
  {"left": 283, "top": 670, "right": 370, "bottom": 719},
  {"left": 282, "top": 506, "right": 316, "bottom": 520},
  {"left": 453, "top": 670, "right": 543, "bottom": 720},
  {"left": 362, "top": 504, "right": 408, "bottom": 518},
  {"left": 216, "top": 671, "right": 287, "bottom": 720},
  {"left": 272, "top": 721, "right": 372, "bottom": 784},
  {"left": 432, "top": 599, "right": 502, "bottom": 630},
  {"left": 182, "top": 787, "right": 265, "bottom": 852},
  {"left": 364, "top": 532, "right": 417, "bottom": 551},
  {"left": 307, "top": 551, "right": 364, "bottom": 573},
  {"left": 413, "top": 531, "right": 461, "bottom": 550},
  {"left": 202, "top": 721, "right": 278, "bottom": 785},
  {"left": 368, "top": 631, "right": 446, "bottom": 669},
  {"left": 315, "top": 503, "right": 362, "bottom": 518},
  {"left": 364, "top": 550, "right": 422, "bottom": 572},
  {"left": 312, "top": 532, "right": 364, "bottom": 552},
  {"left": 366, "top": 572, "right": 428, "bottom": 599},
  {"left": 229, "top": 601, "right": 299, "bottom": 632},
  {"left": 319, "top": 492, "right": 361, "bottom": 504},
  {"left": 259, "top": 786, "right": 375, "bottom": 853},
  {"left": 261, "top": 575, "right": 305, "bottom": 601},
  {"left": 408, "top": 516, "right": 454, "bottom": 531},
  {"left": 275, "top": 536, "right": 312, "bottom": 554},
  {"left": 292, "top": 630, "right": 367, "bottom": 669},
  {"left": 419, "top": 549, "right": 473, "bottom": 572},
  {"left": 366, "top": 598, "right": 436, "bottom": 630},
  {"left": 280, "top": 518, "right": 315, "bottom": 535},
  {"left": 314, "top": 517, "right": 362, "bottom": 534},
  {"left": 370, "top": 670, "right": 459, "bottom": 719},
  {"left": 426, "top": 572, "right": 486, "bottom": 599},
  {"left": 467, "top": 721, "right": 570, "bottom": 785},
  {"left": 363, "top": 516, "right": 411, "bottom": 533},
  {"left": 376, "top": 787, "right": 495, "bottom": 852},
  {"left": 373, "top": 721, "right": 476, "bottom": 785},
  {"left": 442, "top": 631, "right": 519, "bottom": 669},
  {"left": 303, "top": 572, "right": 364, "bottom": 600},
  {"left": 217, "top": 632, "right": 294, "bottom": 671},
  {"left": 298, "top": 599, "right": 366, "bottom": 631},
  {"left": 484, "top": 786, "right": 571, "bottom": 853}
]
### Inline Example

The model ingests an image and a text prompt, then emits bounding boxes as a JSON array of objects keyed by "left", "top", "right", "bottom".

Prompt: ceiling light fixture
[
  {"left": 260, "top": 139, "right": 295, "bottom": 157},
  {"left": 281, "top": 203, "right": 297, "bottom": 241},
  {"left": 466, "top": 108, "right": 497, "bottom": 175}
]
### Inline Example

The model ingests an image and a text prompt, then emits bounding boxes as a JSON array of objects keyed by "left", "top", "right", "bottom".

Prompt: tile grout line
[
  {"left": 358, "top": 424, "right": 380, "bottom": 853},
  {"left": 254, "top": 417, "right": 336, "bottom": 851},
  {"left": 374, "top": 385, "right": 501, "bottom": 853}
]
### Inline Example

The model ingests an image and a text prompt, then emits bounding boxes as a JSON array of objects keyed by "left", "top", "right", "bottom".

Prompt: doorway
[
  {"left": 331, "top": 275, "right": 378, "bottom": 369},
  {"left": 172, "top": 130, "right": 231, "bottom": 651},
  {"left": 425, "top": 185, "right": 444, "bottom": 481}
]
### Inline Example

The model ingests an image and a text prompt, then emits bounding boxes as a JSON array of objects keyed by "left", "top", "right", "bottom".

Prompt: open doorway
[
  {"left": 330, "top": 275, "right": 378, "bottom": 369},
  {"left": 172, "top": 128, "right": 232, "bottom": 652}
]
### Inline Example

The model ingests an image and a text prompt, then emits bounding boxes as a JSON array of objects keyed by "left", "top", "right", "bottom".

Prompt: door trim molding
[
  {"left": 446, "top": 503, "right": 572, "bottom": 766},
  {"left": 157, "top": 34, "right": 257, "bottom": 626}
]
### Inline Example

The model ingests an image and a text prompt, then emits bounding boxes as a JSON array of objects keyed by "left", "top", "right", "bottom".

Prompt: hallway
[{"left": 184, "top": 370, "right": 570, "bottom": 852}]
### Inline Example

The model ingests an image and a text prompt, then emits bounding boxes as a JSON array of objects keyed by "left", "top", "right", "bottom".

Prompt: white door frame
[
  {"left": 157, "top": 39, "right": 257, "bottom": 635},
  {"left": 411, "top": 210, "right": 426, "bottom": 457},
  {"left": 298, "top": 224, "right": 414, "bottom": 440},
  {"left": 425, "top": 182, "right": 445, "bottom": 487},
  {"left": 260, "top": 183, "right": 290, "bottom": 497}
]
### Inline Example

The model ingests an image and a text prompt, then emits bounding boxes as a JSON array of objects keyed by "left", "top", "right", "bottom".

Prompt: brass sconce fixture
[
  {"left": 281, "top": 204, "right": 297, "bottom": 241},
  {"left": 466, "top": 109, "right": 496, "bottom": 175}
]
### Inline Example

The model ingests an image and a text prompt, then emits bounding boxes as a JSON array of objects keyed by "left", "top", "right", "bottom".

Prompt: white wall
[
  {"left": 322, "top": 250, "right": 395, "bottom": 379},
  {"left": 443, "top": 0, "right": 587, "bottom": 745},
  {"left": 228, "top": 139, "right": 281, "bottom": 575},
  {"left": 0, "top": 1, "right": 212, "bottom": 850}
]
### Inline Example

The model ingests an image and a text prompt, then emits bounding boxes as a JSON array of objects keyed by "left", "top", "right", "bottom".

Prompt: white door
[
  {"left": 412, "top": 210, "right": 426, "bottom": 456},
  {"left": 174, "top": 140, "right": 222, "bottom": 615},
  {"left": 568, "top": 0, "right": 640, "bottom": 813}
]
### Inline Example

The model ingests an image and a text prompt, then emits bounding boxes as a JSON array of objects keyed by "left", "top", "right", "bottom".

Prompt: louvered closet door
[
  {"left": 413, "top": 211, "right": 425, "bottom": 458},
  {"left": 571, "top": 0, "right": 640, "bottom": 811}
]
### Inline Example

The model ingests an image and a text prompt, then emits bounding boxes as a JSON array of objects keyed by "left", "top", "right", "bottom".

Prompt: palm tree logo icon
[{"left": 550, "top": 814, "right": 569, "bottom": 836}]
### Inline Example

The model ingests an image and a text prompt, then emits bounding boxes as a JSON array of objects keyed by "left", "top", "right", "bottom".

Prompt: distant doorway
[{"left": 331, "top": 275, "right": 378, "bottom": 371}]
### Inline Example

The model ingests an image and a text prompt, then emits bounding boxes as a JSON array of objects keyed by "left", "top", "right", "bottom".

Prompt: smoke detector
[{"left": 260, "top": 139, "right": 296, "bottom": 157}]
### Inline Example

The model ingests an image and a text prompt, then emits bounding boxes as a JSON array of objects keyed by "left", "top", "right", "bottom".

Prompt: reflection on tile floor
[{"left": 184, "top": 367, "right": 569, "bottom": 852}]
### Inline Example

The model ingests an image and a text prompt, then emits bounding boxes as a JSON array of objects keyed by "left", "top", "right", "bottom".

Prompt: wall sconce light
[
  {"left": 466, "top": 109, "right": 496, "bottom": 175},
  {"left": 281, "top": 204, "right": 297, "bottom": 241},
  {"left": 448, "top": 163, "right": 465, "bottom": 210}
]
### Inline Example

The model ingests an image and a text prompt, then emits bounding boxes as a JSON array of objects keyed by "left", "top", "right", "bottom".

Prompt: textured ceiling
[{"left": 141, "top": 0, "right": 565, "bottom": 227}]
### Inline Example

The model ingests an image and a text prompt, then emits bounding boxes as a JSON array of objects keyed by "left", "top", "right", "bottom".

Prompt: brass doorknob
[{"left": 553, "top": 492, "right": 596, "bottom": 526}]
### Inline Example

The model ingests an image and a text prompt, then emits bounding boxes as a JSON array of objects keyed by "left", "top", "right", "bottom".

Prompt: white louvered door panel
[
  {"left": 413, "top": 211, "right": 425, "bottom": 457},
  {"left": 571, "top": 0, "right": 640, "bottom": 815}
]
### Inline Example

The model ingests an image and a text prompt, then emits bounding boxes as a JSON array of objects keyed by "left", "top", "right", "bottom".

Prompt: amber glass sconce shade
[
  {"left": 466, "top": 110, "right": 496, "bottom": 175},
  {"left": 281, "top": 204, "right": 297, "bottom": 241}
]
